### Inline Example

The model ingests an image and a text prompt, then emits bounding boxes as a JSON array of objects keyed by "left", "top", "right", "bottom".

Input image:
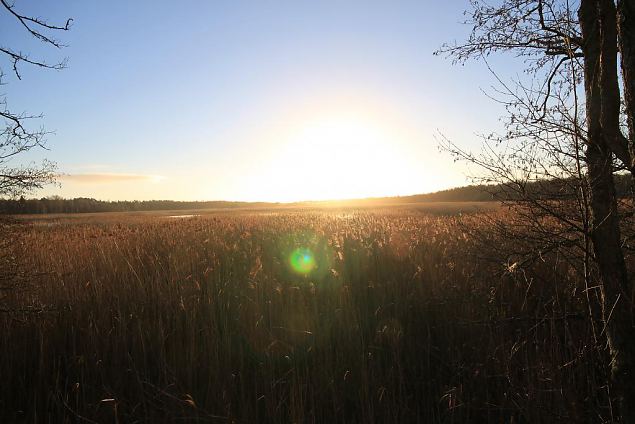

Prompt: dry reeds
[{"left": 0, "top": 209, "right": 611, "bottom": 423}]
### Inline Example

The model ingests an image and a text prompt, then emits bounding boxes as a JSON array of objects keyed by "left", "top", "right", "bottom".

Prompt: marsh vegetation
[{"left": 0, "top": 205, "right": 614, "bottom": 422}]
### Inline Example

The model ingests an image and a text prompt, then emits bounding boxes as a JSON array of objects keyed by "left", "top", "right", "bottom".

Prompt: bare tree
[
  {"left": 437, "top": 0, "right": 635, "bottom": 420},
  {"left": 0, "top": 0, "right": 72, "bottom": 197}
]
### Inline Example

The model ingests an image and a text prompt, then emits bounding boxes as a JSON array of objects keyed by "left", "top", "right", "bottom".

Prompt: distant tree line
[
  {"left": 0, "top": 196, "right": 269, "bottom": 215},
  {"left": 1, "top": 174, "right": 631, "bottom": 215},
  {"left": 407, "top": 173, "right": 632, "bottom": 203}
]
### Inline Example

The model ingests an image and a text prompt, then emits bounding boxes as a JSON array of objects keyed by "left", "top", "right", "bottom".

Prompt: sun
[{"left": 250, "top": 115, "right": 423, "bottom": 202}]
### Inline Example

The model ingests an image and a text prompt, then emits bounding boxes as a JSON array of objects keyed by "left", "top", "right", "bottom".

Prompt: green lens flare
[{"left": 289, "top": 248, "right": 316, "bottom": 274}]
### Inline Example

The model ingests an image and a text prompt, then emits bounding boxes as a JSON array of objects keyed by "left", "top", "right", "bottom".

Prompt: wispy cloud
[{"left": 60, "top": 173, "right": 165, "bottom": 184}]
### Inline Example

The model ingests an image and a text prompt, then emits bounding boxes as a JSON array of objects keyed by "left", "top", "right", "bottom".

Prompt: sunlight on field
[{"left": 0, "top": 207, "right": 606, "bottom": 422}]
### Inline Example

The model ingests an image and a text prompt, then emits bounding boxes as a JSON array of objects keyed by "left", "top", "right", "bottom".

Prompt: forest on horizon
[{"left": 2, "top": 173, "right": 632, "bottom": 214}]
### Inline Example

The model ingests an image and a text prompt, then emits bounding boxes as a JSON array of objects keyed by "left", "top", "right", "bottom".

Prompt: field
[{"left": 0, "top": 203, "right": 610, "bottom": 423}]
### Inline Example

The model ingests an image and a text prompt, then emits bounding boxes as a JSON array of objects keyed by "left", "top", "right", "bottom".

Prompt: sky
[{"left": 1, "top": 1, "right": 513, "bottom": 202}]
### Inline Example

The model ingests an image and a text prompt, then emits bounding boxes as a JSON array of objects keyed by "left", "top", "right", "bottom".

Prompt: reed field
[{"left": 0, "top": 205, "right": 612, "bottom": 423}]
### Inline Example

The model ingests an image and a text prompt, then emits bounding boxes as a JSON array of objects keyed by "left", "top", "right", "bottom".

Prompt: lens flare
[{"left": 289, "top": 248, "right": 316, "bottom": 274}]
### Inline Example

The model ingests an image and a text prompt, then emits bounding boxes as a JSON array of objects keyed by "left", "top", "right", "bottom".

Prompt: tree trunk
[
  {"left": 579, "top": 0, "right": 635, "bottom": 423},
  {"left": 618, "top": 0, "right": 635, "bottom": 164},
  {"left": 580, "top": 1, "right": 635, "bottom": 421}
]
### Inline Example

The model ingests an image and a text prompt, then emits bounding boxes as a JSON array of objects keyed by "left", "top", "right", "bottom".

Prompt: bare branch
[{"left": 0, "top": 0, "right": 72, "bottom": 48}]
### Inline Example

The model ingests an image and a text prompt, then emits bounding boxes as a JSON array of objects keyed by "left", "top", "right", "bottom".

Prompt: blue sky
[{"left": 1, "top": 1, "right": 512, "bottom": 201}]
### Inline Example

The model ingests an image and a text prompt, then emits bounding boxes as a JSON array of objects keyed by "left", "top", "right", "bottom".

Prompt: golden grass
[{"left": 0, "top": 205, "right": 609, "bottom": 423}]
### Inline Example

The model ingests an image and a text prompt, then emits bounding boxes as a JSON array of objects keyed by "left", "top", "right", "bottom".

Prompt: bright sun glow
[{"left": 244, "top": 114, "right": 427, "bottom": 202}]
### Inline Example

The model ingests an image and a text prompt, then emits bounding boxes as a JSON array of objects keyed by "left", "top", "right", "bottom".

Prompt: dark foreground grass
[{"left": 0, "top": 209, "right": 611, "bottom": 423}]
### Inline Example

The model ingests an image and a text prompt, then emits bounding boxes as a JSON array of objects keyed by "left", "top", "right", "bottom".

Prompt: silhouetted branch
[{"left": 0, "top": 3, "right": 71, "bottom": 197}]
